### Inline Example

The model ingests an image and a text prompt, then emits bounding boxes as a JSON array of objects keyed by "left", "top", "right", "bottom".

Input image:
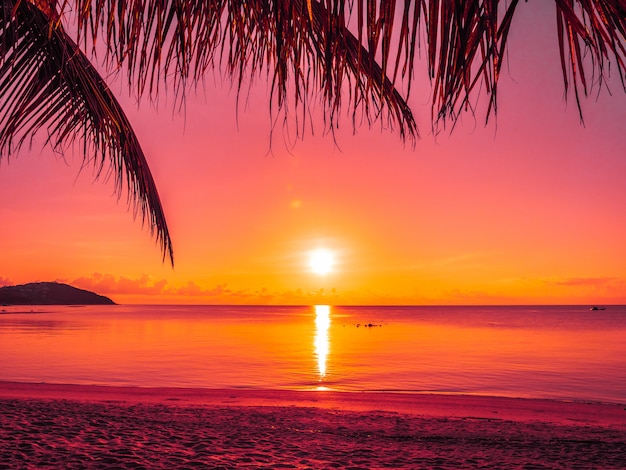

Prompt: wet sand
[{"left": 1, "top": 381, "right": 625, "bottom": 469}]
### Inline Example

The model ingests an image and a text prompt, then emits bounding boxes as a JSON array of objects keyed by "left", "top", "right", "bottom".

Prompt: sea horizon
[{"left": 5, "top": 302, "right": 618, "bottom": 307}]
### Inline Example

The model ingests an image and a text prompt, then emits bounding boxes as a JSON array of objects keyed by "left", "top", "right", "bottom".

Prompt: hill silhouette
[{"left": 0, "top": 282, "right": 115, "bottom": 305}]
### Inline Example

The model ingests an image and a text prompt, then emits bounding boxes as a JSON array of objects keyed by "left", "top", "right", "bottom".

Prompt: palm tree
[{"left": 1, "top": 1, "right": 624, "bottom": 265}]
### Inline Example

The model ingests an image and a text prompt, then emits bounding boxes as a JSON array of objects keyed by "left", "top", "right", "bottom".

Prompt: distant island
[{"left": 0, "top": 282, "right": 115, "bottom": 305}]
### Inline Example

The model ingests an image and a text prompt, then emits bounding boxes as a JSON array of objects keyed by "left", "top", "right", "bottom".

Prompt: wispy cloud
[
  {"left": 545, "top": 276, "right": 626, "bottom": 300},
  {"left": 0, "top": 276, "right": 12, "bottom": 287},
  {"left": 67, "top": 273, "right": 626, "bottom": 305},
  {"left": 69, "top": 273, "right": 347, "bottom": 304},
  {"left": 549, "top": 277, "right": 619, "bottom": 288},
  {"left": 69, "top": 273, "right": 167, "bottom": 295}
]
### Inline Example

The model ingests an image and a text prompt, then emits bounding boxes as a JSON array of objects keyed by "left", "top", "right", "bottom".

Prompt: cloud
[
  {"left": 545, "top": 276, "right": 626, "bottom": 300},
  {"left": 67, "top": 271, "right": 626, "bottom": 305},
  {"left": 435, "top": 287, "right": 519, "bottom": 305},
  {"left": 172, "top": 281, "right": 237, "bottom": 297},
  {"left": 71, "top": 273, "right": 168, "bottom": 296},
  {"left": 69, "top": 273, "right": 355, "bottom": 304},
  {"left": 550, "top": 277, "right": 619, "bottom": 287},
  {"left": 72, "top": 274, "right": 237, "bottom": 298},
  {"left": 0, "top": 276, "right": 12, "bottom": 287}
]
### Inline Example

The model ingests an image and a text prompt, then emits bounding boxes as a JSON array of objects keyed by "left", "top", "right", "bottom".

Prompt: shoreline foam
[{"left": 1, "top": 381, "right": 625, "bottom": 469}]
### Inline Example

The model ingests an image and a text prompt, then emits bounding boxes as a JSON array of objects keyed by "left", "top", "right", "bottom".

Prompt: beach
[{"left": 1, "top": 382, "right": 625, "bottom": 469}]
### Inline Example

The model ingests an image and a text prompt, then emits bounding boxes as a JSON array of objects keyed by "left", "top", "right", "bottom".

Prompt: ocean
[{"left": 1, "top": 304, "right": 624, "bottom": 404}]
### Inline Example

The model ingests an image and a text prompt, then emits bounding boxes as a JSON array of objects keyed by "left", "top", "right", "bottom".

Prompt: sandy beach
[{"left": 1, "top": 382, "right": 625, "bottom": 469}]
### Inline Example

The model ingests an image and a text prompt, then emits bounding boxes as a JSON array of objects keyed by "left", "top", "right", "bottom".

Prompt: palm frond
[
  {"left": 1, "top": 1, "right": 625, "bottom": 265},
  {"left": 72, "top": 0, "right": 626, "bottom": 132},
  {"left": 73, "top": 0, "right": 418, "bottom": 140},
  {"left": 554, "top": 0, "right": 626, "bottom": 121},
  {"left": 0, "top": 0, "right": 174, "bottom": 265}
]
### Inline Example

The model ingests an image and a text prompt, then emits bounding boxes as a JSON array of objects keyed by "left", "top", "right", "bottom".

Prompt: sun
[{"left": 309, "top": 249, "right": 335, "bottom": 275}]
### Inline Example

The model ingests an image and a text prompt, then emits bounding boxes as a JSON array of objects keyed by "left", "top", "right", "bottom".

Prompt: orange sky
[{"left": 1, "top": 6, "right": 625, "bottom": 305}]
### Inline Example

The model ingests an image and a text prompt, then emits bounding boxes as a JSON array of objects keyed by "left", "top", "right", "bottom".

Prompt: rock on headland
[{"left": 0, "top": 282, "right": 115, "bottom": 305}]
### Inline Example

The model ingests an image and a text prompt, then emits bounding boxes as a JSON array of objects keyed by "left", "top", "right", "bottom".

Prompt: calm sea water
[{"left": 1, "top": 305, "right": 625, "bottom": 404}]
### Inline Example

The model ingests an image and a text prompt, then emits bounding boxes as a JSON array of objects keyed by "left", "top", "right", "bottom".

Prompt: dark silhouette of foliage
[{"left": 1, "top": 1, "right": 624, "bottom": 265}]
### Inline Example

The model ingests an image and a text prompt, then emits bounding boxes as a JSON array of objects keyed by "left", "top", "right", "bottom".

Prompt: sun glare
[
  {"left": 309, "top": 248, "right": 334, "bottom": 275},
  {"left": 314, "top": 305, "right": 331, "bottom": 380}
]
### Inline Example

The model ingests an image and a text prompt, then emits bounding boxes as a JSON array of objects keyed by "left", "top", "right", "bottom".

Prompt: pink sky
[{"left": 1, "top": 6, "right": 625, "bottom": 305}]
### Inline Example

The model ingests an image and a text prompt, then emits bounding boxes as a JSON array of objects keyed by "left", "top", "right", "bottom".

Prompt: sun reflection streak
[{"left": 314, "top": 305, "right": 330, "bottom": 381}]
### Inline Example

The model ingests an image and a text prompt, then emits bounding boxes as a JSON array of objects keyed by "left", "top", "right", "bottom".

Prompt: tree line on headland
[{"left": 0, "top": 282, "right": 115, "bottom": 305}]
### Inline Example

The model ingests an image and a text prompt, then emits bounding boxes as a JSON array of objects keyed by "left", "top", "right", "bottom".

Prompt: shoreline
[
  {"left": 1, "top": 380, "right": 626, "bottom": 426},
  {"left": 2, "top": 381, "right": 625, "bottom": 468}
]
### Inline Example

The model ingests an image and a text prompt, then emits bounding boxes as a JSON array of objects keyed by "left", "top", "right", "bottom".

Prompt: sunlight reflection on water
[{"left": 314, "top": 305, "right": 330, "bottom": 381}]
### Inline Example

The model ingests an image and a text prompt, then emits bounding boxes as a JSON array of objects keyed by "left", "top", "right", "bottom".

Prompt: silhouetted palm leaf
[
  {"left": 71, "top": 0, "right": 625, "bottom": 128},
  {"left": 1, "top": 1, "right": 624, "bottom": 264},
  {"left": 1, "top": 0, "right": 173, "bottom": 264}
]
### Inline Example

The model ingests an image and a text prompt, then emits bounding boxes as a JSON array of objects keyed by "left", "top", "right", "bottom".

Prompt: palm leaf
[
  {"left": 554, "top": 0, "right": 626, "bottom": 121},
  {"left": 1, "top": 1, "right": 625, "bottom": 264},
  {"left": 0, "top": 0, "right": 174, "bottom": 265},
  {"left": 73, "top": 0, "right": 418, "bottom": 140},
  {"left": 73, "top": 0, "right": 625, "bottom": 131}
]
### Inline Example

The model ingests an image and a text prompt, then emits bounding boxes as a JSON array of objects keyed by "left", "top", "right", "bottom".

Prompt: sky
[{"left": 1, "top": 5, "right": 625, "bottom": 305}]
